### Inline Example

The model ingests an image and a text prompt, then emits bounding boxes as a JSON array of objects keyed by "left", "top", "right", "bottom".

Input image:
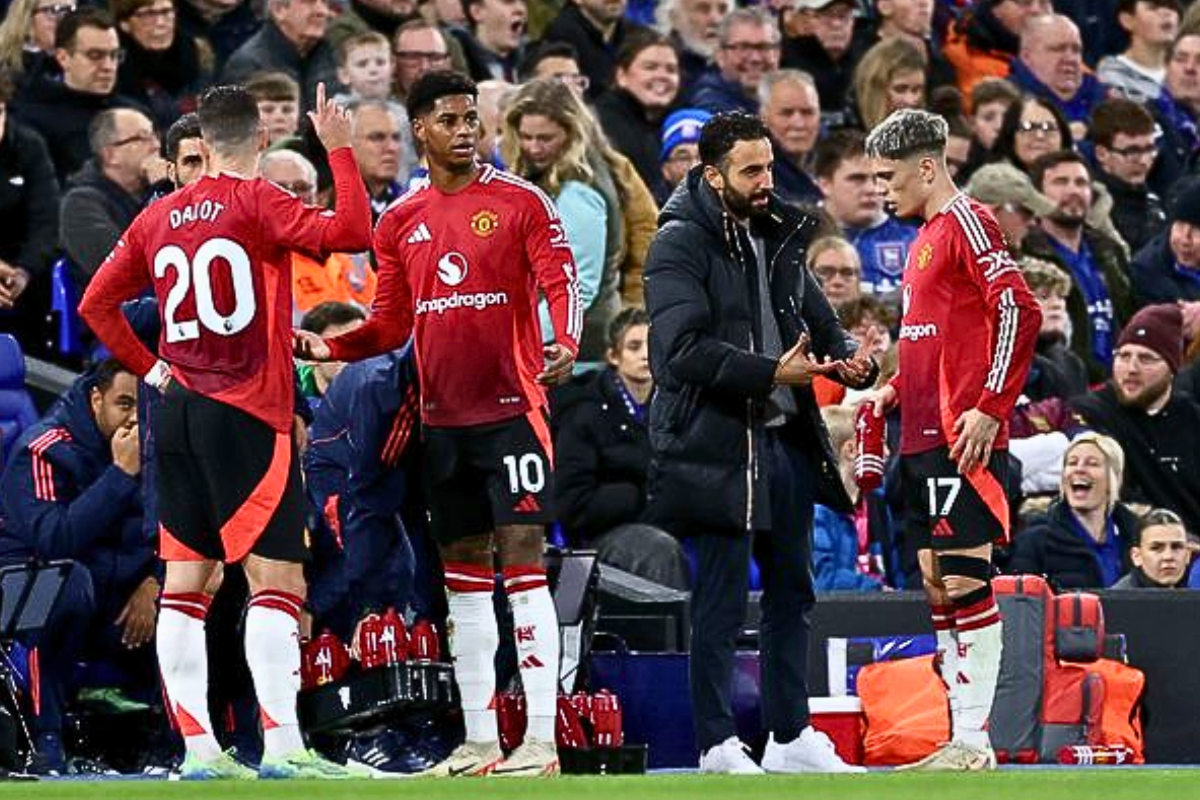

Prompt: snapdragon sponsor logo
[
  {"left": 898, "top": 323, "right": 938, "bottom": 342},
  {"left": 416, "top": 291, "right": 510, "bottom": 315}
]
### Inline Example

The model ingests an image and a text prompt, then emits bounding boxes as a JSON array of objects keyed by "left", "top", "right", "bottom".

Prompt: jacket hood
[
  {"left": 659, "top": 164, "right": 816, "bottom": 241},
  {"left": 46, "top": 370, "right": 108, "bottom": 455}
]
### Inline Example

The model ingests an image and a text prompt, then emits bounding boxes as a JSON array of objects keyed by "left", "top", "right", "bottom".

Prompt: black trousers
[{"left": 689, "top": 432, "right": 816, "bottom": 752}]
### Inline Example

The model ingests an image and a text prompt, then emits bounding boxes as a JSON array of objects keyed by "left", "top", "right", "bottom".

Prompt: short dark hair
[
  {"left": 1118, "top": 0, "right": 1182, "bottom": 15},
  {"left": 165, "top": 112, "right": 202, "bottom": 161},
  {"left": 300, "top": 301, "right": 367, "bottom": 334},
  {"left": 1029, "top": 149, "right": 1091, "bottom": 191},
  {"left": 614, "top": 29, "right": 675, "bottom": 72},
  {"left": 90, "top": 357, "right": 132, "bottom": 394},
  {"left": 607, "top": 306, "right": 650, "bottom": 352},
  {"left": 812, "top": 128, "right": 866, "bottom": 180},
  {"left": 1134, "top": 507, "right": 1187, "bottom": 547},
  {"left": 1089, "top": 97, "right": 1156, "bottom": 149},
  {"left": 517, "top": 41, "right": 579, "bottom": 83},
  {"left": 198, "top": 85, "right": 261, "bottom": 150},
  {"left": 840, "top": 294, "right": 898, "bottom": 331},
  {"left": 245, "top": 71, "right": 300, "bottom": 103},
  {"left": 56, "top": 7, "right": 116, "bottom": 51},
  {"left": 698, "top": 111, "right": 770, "bottom": 169},
  {"left": 406, "top": 69, "right": 477, "bottom": 120}
]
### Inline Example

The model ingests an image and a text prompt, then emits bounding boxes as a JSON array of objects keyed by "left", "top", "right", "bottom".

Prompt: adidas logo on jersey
[{"left": 407, "top": 223, "right": 432, "bottom": 244}]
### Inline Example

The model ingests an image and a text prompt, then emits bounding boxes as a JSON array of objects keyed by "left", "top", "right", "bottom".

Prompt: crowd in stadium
[{"left": 0, "top": 0, "right": 1198, "bottom": 779}]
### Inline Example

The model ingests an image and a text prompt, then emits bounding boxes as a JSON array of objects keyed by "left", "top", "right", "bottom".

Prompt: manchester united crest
[
  {"left": 470, "top": 209, "right": 499, "bottom": 238},
  {"left": 916, "top": 242, "right": 934, "bottom": 270}
]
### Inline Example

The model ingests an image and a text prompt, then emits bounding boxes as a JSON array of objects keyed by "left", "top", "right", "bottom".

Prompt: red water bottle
[
  {"left": 379, "top": 608, "right": 409, "bottom": 665},
  {"left": 590, "top": 690, "right": 624, "bottom": 748},
  {"left": 1057, "top": 744, "right": 1134, "bottom": 765},
  {"left": 854, "top": 402, "right": 886, "bottom": 492},
  {"left": 555, "top": 694, "right": 589, "bottom": 749},
  {"left": 301, "top": 630, "right": 350, "bottom": 689},
  {"left": 496, "top": 691, "right": 527, "bottom": 753},
  {"left": 409, "top": 619, "right": 441, "bottom": 662},
  {"left": 357, "top": 613, "right": 386, "bottom": 670}
]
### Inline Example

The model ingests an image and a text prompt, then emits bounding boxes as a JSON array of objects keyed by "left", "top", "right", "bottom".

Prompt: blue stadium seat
[
  {"left": 50, "top": 259, "right": 82, "bottom": 357},
  {"left": 0, "top": 334, "right": 37, "bottom": 469}
]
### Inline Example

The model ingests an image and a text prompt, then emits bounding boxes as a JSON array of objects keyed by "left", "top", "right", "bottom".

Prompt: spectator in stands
[
  {"left": 392, "top": 19, "right": 453, "bottom": 104},
  {"left": 327, "top": 0, "right": 419, "bottom": 50},
  {"left": 1091, "top": 98, "right": 1167, "bottom": 255},
  {"left": 594, "top": 32, "right": 681, "bottom": 192},
  {"left": 1007, "top": 432, "right": 1137, "bottom": 589},
  {"left": 760, "top": 69, "right": 822, "bottom": 205},
  {"left": 0, "top": 359, "right": 158, "bottom": 774},
  {"left": 553, "top": 308, "right": 689, "bottom": 589},
  {"left": 450, "top": 0, "right": 527, "bottom": 82},
  {"left": 852, "top": 36, "right": 927, "bottom": 130},
  {"left": 944, "top": 0, "right": 1051, "bottom": 95},
  {"left": 929, "top": 86, "right": 975, "bottom": 180},
  {"left": 297, "top": 301, "right": 366, "bottom": 400},
  {"left": 474, "top": 78, "right": 512, "bottom": 166},
  {"left": 175, "top": 0, "right": 259, "bottom": 72},
  {"left": 261, "top": 151, "right": 376, "bottom": 327},
  {"left": 687, "top": 7, "right": 780, "bottom": 114},
  {"left": 220, "top": 0, "right": 339, "bottom": 112},
  {"left": 807, "top": 235, "right": 862, "bottom": 312},
  {"left": 501, "top": 78, "right": 609, "bottom": 360},
  {"left": 0, "top": 0, "right": 73, "bottom": 85},
  {"left": 966, "top": 161, "right": 1056, "bottom": 252},
  {"left": 60, "top": 107, "right": 165, "bottom": 290},
  {"left": 812, "top": 404, "right": 887, "bottom": 592},
  {"left": 1131, "top": 180, "right": 1200, "bottom": 305},
  {"left": 1071, "top": 303, "right": 1200, "bottom": 534},
  {"left": 655, "top": 0, "right": 727, "bottom": 90},
  {"left": 1097, "top": 0, "right": 1180, "bottom": 103},
  {"left": 350, "top": 100, "right": 405, "bottom": 218},
  {"left": 1020, "top": 256, "right": 1089, "bottom": 401},
  {"left": 1023, "top": 150, "right": 1134, "bottom": 382},
  {"left": 0, "top": 70, "right": 59, "bottom": 354},
  {"left": 990, "top": 94, "right": 1072, "bottom": 178},
  {"left": 780, "top": 0, "right": 869, "bottom": 129},
  {"left": 542, "top": 0, "right": 647, "bottom": 99},
  {"left": 517, "top": 41, "right": 588, "bottom": 97},
  {"left": 333, "top": 34, "right": 416, "bottom": 181},
  {"left": 113, "top": 0, "right": 208, "bottom": 129},
  {"left": 1151, "top": 31, "right": 1200, "bottom": 189},
  {"left": 14, "top": 9, "right": 134, "bottom": 183},
  {"left": 1112, "top": 507, "right": 1191, "bottom": 588},
  {"left": 969, "top": 77, "right": 1020, "bottom": 153},
  {"left": 657, "top": 106, "right": 707, "bottom": 203},
  {"left": 870, "top": 0, "right": 955, "bottom": 88},
  {"left": 163, "top": 110, "right": 203, "bottom": 187},
  {"left": 245, "top": 71, "right": 300, "bottom": 146},
  {"left": 1009, "top": 14, "right": 1107, "bottom": 138},
  {"left": 814, "top": 128, "right": 917, "bottom": 296}
]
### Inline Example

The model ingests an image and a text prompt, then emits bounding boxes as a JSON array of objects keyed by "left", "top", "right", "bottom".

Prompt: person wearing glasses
[
  {"left": 59, "top": 107, "right": 168, "bottom": 291},
  {"left": 1089, "top": 99, "right": 1166, "bottom": 256},
  {"left": 1111, "top": 508, "right": 1193, "bottom": 589},
  {"left": 1149, "top": 31, "right": 1200, "bottom": 192},
  {"left": 0, "top": 0, "right": 76, "bottom": 85},
  {"left": 113, "top": 0, "right": 208, "bottom": 129},
  {"left": 392, "top": 19, "right": 454, "bottom": 103},
  {"left": 988, "top": 94, "right": 1072, "bottom": 178},
  {"left": 687, "top": 7, "right": 780, "bottom": 114},
  {"left": 1131, "top": 180, "right": 1200, "bottom": 305},
  {"left": 13, "top": 8, "right": 144, "bottom": 183}
]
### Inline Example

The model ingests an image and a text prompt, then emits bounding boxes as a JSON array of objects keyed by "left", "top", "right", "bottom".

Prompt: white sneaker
[
  {"left": 896, "top": 741, "right": 997, "bottom": 772},
  {"left": 420, "top": 741, "right": 505, "bottom": 777},
  {"left": 492, "top": 740, "right": 560, "bottom": 777},
  {"left": 698, "top": 736, "right": 764, "bottom": 775},
  {"left": 761, "top": 727, "right": 867, "bottom": 774}
]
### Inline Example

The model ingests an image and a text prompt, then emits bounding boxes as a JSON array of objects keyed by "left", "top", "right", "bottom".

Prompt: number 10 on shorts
[
  {"left": 926, "top": 476, "right": 962, "bottom": 517},
  {"left": 503, "top": 453, "right": 546, "bottom": 494}
]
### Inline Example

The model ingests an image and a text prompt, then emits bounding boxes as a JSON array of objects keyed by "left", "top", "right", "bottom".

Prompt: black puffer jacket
[
  {"left": 643, "top": 167, "right": 871, "bottom": 534},
  {"left": 1006, "top": 500, "right": 1138, "bottom": 590}
]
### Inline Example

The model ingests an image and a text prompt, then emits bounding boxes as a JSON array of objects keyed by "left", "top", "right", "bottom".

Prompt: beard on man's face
[{"left": 722, "top": 183, "right": 771, "bottom": 220}]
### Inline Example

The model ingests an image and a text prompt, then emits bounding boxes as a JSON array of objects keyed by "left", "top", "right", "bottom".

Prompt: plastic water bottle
[{"left": 1056, "top": 744, "right": 1134, "bottom": 765}]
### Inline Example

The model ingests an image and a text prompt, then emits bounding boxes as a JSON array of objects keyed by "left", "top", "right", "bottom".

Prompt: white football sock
[
  {"left": 932, "top": 604, "right": 960, "bottom": 742},
  {"left": 954, "top": 591, "right": 1003, "bottom": 750},
  {"left": 245, "top": 590, "right": 305, "bottom": 757},
  {"left": 444, "top": 562, "right": 500, "bottom": 743},
  {"left": 158, "top": 592, "right": 221, "bottom": 761},
  {"left": 504, "top": 566, "right": 559, "bottom": 742}
]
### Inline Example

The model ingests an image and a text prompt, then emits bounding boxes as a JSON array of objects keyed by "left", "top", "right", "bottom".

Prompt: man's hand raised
[
  {"left": 833, "top": 325, "right": 882, "bottom": 386},
  {"left": 308, "top": 82, "right": 352, "bottom": 152},
  {"left": 294, "top": 329, "right": 331, "bottom": 361},
  {"left": 774, "top": 333, "right": 839, "bottom": 387}
]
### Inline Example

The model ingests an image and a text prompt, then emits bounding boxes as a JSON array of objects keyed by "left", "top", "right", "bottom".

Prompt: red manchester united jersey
[
  {"left": 894, "top": 193, "right": 1041, "bottom": 455},
  {"left": 80, "top": 148, "right": 372, "bottom": 432},
  {"left": 328, "top": 164, "right": 582, "bottom": 428}
]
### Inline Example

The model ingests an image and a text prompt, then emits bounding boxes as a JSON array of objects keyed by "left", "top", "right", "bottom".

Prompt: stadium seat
[
  {"left": 49, "top": 259, "right": 82, "bottom": 358},
  {"left": 0, "top": 334, "right": 37, "bottom": 469}
]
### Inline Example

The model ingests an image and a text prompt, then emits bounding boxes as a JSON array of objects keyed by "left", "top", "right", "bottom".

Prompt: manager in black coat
[{"left": 643, "top": 112, "right": 875, "bottom": 772}]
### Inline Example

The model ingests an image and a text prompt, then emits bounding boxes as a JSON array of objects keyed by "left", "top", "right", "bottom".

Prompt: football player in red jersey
[
  {"left": 295, "top": 70, "right": 580, "bottom": 777},
  {"left": 865, "top": 109, "right": 1040, "bottom": 771},
  {"left": 79, "top": 84, "right": 373, "bottom": 779}
]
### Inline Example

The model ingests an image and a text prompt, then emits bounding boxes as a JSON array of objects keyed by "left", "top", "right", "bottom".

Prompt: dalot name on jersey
[{"left": 168, "top": 199, "right": 227, "bottom": 230}]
